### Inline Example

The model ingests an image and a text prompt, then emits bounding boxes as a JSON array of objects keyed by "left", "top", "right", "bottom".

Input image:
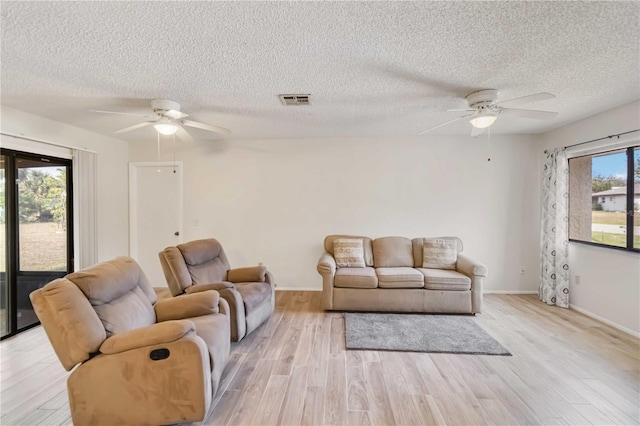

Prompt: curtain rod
[
  {"left": 0, "top": 132, "right": 97, "bottom": 153},
  {"left": 544, "top": 128, "right": 640, "bottom": 154}
]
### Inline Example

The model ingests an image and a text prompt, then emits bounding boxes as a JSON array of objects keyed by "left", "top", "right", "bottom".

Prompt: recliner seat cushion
[
  {"left": 334, "top": 267, "right": 378, "bottom": 289},
  {"left": 417, "top": 268, "right": 471, "bottom": 291},
  {"left": 376, "top": 267, "right": 424, "bottom": 288},
  {"left": 235, "top": 282, "right": 272, "bottom": 312}
]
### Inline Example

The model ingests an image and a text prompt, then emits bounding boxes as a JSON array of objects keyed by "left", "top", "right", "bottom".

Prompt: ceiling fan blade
[
  {"left": 446, "top": 108, "right": 475, "bottom": 112},
  {"left": 470, "top": 126, "right": 486, "bottom": 138},
  {"left": 500, "top": 108, "right": 558, "bottom": 120},
  {"left": 496, "top": 92, "right": 555, "bottom": 108},
  {"left": 164, "top": 110, "right": 189, "bottom": 119},
  {"left": 181, "top": 119, "right": 231, "bottom": 135},
  {"left": 176, "top": 126, "right": 195, "bottom": 143},
  {"left": 114, "top": 121, "right": 153, "bottom": 134},
  {"left": 90, "top": 109, "right": 156, "bottom": 119},
  {"left": 417, "top": 115, "right": 471, "bottom": 135}
]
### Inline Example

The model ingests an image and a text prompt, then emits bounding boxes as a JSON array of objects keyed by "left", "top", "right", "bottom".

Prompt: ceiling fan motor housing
[
  {"left": 151, "top": 99, "right": 181, "bottom": 115},
  {"left": 466, "top": 89, "right": 498, "bottom": 109}
]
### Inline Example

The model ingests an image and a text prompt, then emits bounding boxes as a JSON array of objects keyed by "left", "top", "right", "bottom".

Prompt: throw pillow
[
  {"left": 333, "top": 238, "right": 366, "bottom": 268},
  {"left": 422, "top": 238, "right": 457, "bottom": 270}
]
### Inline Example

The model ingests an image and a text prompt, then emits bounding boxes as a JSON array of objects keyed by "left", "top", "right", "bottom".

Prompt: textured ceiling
[{"left": 1, "top": 1, "right": 639, "bottom": 143}]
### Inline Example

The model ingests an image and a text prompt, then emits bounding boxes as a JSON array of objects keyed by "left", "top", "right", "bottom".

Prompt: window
[{"left": 568, "top": 146, "right": 639, "bottom": 251}]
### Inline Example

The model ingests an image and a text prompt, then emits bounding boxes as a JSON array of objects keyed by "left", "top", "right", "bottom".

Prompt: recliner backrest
[
  {"left": 67, "top": 256, "right": 157, "bottom": 336},
  {"left": 29, "top": 256, "right": 157, "bottom": 371},
  {"left": 159, "top": 239, "right": 231, "bottom": 296}
]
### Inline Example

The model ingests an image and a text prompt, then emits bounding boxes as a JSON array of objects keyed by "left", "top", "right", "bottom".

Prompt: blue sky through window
[{"left": 592, "top": 151, "right": 627, "bottom": 179}]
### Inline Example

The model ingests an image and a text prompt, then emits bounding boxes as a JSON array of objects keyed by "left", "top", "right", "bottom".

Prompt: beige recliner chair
[
  {"left": 30, "top": 256, "right": 230, "bottom": 426},
  {"left": 159, "top": 238, "right": 275, "bottom": 342}
]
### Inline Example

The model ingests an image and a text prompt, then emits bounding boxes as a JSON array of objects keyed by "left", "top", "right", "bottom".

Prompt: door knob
[{"left": 174, "top": 231, "right": 180, "bottom": 236}]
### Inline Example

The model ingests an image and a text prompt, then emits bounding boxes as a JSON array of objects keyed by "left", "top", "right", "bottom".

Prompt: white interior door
[{"left": 129, "top": 162, "right": 183, "bottom": 288}]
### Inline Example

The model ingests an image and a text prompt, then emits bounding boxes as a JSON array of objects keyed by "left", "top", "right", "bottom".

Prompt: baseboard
[
  {"left": 275, "top": 287, "right": 321, "bottom": 292},
  {"left": 569, "top": 304, "right": 640, "bottom": 338},
  {"left": 483, "top": 290, "right": 538, "bottom": 295}
]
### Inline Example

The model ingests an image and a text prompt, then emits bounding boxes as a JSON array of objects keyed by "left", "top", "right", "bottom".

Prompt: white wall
[
  {"left": 1, "top": 105, "right": 130, "bottom": 262},
  {"left": 129, "top": 134, "right": 541, "bottom": 292},
  {"left": 536, "top": 101, "right": 640, "bottom": 335}
]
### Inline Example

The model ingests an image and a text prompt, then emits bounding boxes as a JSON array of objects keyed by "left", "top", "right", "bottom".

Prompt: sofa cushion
[
  {"left": 412, "top": 237, "right": 463, "bottom": 267},
  {"left": 417, "top": 268, "right": 471, "bottom": 291},
  {"left": 376, "top": 267, "right": 424, "bottom": 288},
  {"left": 335, "top": 267, "right": 378, "bottom": 289},
  {"left": 325, "top": 235, "right": 374, "bottom": 266},
  {"left": 422, "top": 238, "right": 458, "bottom": 270},
  {"left": 373, "top": 237, "right": 413, "bottom": 268},
  {"left": 333, "top": 238, "right": 366, "bottom": 268}
]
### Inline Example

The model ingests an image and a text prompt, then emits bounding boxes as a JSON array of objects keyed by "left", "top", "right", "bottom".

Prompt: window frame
[{"left": 568, "top": 145, "right": 639, "bottom": 253}]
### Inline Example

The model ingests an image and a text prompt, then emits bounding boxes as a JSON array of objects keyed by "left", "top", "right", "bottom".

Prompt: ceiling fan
[
  {"left": 418, "top": 90, "right": 558, "bottom": 137},
  {"left": 91, "top": 99, "right": 231, "bottom": 142}
]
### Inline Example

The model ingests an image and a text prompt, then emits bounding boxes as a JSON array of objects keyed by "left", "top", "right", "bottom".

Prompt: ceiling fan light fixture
[
  {"left": 154, "top": 120, "right": 179, "bottom": 135},
  {"left": 469, "top": 110, "right": 497, "bottom": 129}
]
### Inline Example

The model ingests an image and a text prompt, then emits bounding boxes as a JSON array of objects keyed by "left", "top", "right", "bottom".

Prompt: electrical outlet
[{"left": 575, "top": 275, "right": 581, "bottom": 285}]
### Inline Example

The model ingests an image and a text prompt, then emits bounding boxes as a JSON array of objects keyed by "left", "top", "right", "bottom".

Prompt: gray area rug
[{"left": 345, "top": 313, "right": 511, "bottom": 355}]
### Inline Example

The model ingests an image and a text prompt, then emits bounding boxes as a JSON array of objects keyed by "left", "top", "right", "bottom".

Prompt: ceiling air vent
[{"left": 279, "top": 94, "right": 310, "bottom": 106}]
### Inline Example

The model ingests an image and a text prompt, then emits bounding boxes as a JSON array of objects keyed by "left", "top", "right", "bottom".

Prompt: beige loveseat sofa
[{"left": 317, "top": 235, "right": 487, "bottom": 314}]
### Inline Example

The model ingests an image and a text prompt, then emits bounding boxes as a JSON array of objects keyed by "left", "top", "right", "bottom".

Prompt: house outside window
[{"left": 569, "top": 146, "right": 639, "bottom": 251}]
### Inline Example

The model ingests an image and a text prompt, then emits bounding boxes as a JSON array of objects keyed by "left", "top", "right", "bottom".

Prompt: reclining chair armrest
[
  {"left": 216, "top": 287, "right": 246, "bottom": 342},
  {"left": 317, "top": 252, "right": 336, "bottom": 276},
  {"left": 317, "top": 252, "right": 336, "bottom": 310},
  {"left": 456, "top": 254, "right": 488, "bottom": 278},
  {"left": 186, "top": 282, "right": 236, "bottom": 294},
  {"left": 265, "top": 271, "right": 276, "bottom": 288},
  {"left": 100, "top": 320, "right": 195, "bottom": 355},
  {"left": 217, "top": 296, "right": 230, "bottom": 318},
  {"left": 155, "top": 290, "right": 220, "bottom": 322},
  {"left": 227, "top": 266, "right": 268, "bottom": 283}
]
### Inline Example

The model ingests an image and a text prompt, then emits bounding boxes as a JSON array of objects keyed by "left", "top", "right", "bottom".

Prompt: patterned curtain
[{"left": 540, "top": 147, "right": 570, "bottom": 307}]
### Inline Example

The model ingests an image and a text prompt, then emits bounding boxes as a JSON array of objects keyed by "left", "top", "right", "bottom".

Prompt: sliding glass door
[
  {"left": 0, "top": 149, "right": 73, "bottom": 338},
  {"left": 1, "top": 155, "right": 8, "bottom": 338}
]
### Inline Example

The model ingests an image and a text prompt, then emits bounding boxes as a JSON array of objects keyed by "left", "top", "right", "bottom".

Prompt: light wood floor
[{"left": 1, "top": 292, "right": 638, "bottom": 425}]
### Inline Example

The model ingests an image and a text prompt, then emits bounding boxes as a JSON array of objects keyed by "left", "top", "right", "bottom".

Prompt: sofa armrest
[
  {"left": 317, "top": 252, "right": 336, "bottom": 310},
  {"left": 100, "top": 320, "right": 195, "bottom": 354},
  {"left": 456, "top": 254, "right": 488, "bottom": 277},
  {"left": 228, "top": 266, "right": 268, "bottom": 283},
  {"left": 317, "top": 252, "right": 336, "bottom": 276},
  {"left": 186, "top": 282, "right": 235, "bottom": 294},
  {"left": 154, "top": 290, "right": 220, "bottom": 322}
]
